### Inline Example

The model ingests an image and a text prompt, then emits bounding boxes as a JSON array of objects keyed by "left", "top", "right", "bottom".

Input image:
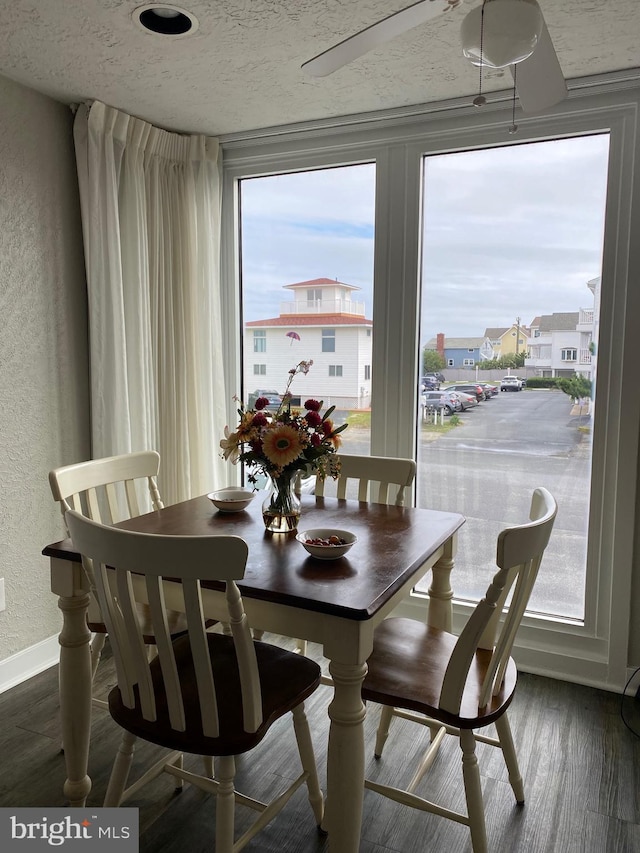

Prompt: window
[
  {"left": 364, "top": 365, "right": 371, "bottom": 380},
  {"left": 418, "top": 134, "right": 609, "bottom": 636},
  {"left": 329, "top": 365, "right": 343, "bottom": 377},
  {"left": 224, "top": 93, "right": 635, "bottom": 691},
  {"left": 322, "top": 329, "right": 336, "bottom": 352},
  {"left": 237, "top": 163, "right": 375, "bottom": 467},
  {"left": 468, "top": 348, "right": 474, "bottom": 353},
  {"left": 253, "top": 330, "right": 266, "bottom": 353}
]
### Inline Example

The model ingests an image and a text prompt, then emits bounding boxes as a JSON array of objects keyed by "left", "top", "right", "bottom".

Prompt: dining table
[{"left": 43, "top": 493, "right": 464, "bottom": 853}]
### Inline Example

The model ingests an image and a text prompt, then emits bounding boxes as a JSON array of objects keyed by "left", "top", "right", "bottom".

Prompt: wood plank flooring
[{"left": 1, "top": 638, "right": 639, "bottom": 852}]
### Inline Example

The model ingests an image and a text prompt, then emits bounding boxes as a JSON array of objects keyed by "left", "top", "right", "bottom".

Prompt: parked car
[
  {"left": 423, "top": 372, "right": 445, "bottom": 387},
  {"left": 481, "top": 383, "right": 499, "bottom": 398},
  {"left": 420, "top": 375, "right": 440, "bottom": 391},
  {"left": 448, "top": 390, "right": 478, "bottom": 410},
  {"left": 445, "top": 383, "right": 485, "bottom": 402},
  {"left": 420, "top": 390, "right": 459, "bottom": 415},
  {"left": 247, "top": 389, "right": 282, "bottom": 409},
  {"left": 515, "top": 376, "right": 527, "bottom": 387},
  {"left": 500, "top": 376, "right": 522, "bottom": 392}
]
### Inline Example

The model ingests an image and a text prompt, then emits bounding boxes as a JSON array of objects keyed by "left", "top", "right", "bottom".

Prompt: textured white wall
[{"left": 0, "top": 74, "right": 90, "bottom": 659}]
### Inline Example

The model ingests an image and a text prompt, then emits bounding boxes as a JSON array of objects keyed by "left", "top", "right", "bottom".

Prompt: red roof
[
  {"left": 283, "top": 277, "right": 360, "bottom": 291},
  {"left": 246, "top": 314, "right": 372, "bottom": 327}
]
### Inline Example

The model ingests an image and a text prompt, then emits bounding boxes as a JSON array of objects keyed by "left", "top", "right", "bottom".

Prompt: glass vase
[{"left": 262, "top": 471, "right": 301, "bottom": 533}]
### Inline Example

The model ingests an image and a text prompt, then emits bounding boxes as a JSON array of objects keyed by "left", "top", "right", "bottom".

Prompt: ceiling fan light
[{"left": 461, "top": 0, "right": 543, "bottom": 69}]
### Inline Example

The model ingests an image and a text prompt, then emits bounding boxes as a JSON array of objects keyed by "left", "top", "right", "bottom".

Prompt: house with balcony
[
  {"left": 425, "top": 333, "right": 494, "bottom": 369},
  {"left": 526, "top": 312, "right": 585, "bottom": 377},
  {"left": 244, "top": 277, "right": 373, "bottom": 409},
  {"left": 526, "top": 279, "right": 599, "bottom": 380}
]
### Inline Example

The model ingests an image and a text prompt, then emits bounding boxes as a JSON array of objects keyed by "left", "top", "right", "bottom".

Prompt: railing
[
  {"left": 279, "top": 300, "right": 366, "bottom": 316},
  {"left": 578, "top": 309, "right": 594, "bottom": 326},
  {"left": 579, "top": 349, "right": 592, "bottom": 364}
]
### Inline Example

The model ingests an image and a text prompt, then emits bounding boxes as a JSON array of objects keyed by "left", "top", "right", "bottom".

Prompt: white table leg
[
  {"left": 57, "top": 591, "right": 93, "bottom": 806},
  {"left": 324, "top": 660, "right": 368, "bottom": 852},
  {"left": 427, "top": 533, "right": 457, "bottom": 631}
]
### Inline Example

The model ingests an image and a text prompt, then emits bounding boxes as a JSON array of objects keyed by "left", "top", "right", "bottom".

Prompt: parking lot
[
  {"left": 415, "top": 388, "right": 590, "bottom": 620},
  {"left": 339, "top": 388, "right": 590, "bottom": 621}
]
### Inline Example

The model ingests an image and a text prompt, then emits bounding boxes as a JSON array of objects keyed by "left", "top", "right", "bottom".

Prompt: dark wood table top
[{"left": 44, "top": 494, "right": 464, "bottom": 622}]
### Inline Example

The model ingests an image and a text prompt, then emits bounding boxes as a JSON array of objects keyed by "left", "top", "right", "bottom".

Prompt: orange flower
[{"left": 262, "top": 424, "right": 305, "bottom": 469}]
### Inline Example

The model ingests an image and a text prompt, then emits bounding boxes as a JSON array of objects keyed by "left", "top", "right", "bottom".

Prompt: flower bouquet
[{"left": 220, "top": 360, "right": 348, "bottom": 532}]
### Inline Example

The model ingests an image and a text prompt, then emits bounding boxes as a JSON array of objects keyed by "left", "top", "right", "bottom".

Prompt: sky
[{"left": 239, "top": 133, "right": 610, "bottom": 347}]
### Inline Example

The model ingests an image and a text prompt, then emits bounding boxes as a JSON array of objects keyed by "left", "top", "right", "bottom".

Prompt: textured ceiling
[{"left": 0, "top": 0, "right": 638, "bottom": 136}]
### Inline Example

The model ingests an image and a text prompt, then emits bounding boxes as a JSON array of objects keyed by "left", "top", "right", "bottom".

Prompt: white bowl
[
  {"left": 207, "top": 488, "right": 255, "bottom": 512},
  {"left": 296, "top": 528, "right": 357, "bottom": 560}
]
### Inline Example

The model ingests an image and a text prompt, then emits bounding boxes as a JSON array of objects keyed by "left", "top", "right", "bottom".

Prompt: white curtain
[{"left": 73, "top": 101, "right": 228, "bottom": 504}]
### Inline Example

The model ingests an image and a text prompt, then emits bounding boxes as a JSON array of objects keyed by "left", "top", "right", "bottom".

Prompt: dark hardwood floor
[{"left": 1, "top": 638, "right": 639, "bottom": 852}]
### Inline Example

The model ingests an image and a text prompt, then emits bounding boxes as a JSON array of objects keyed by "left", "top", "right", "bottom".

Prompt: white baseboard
[{"left": 0, "top": 634, "right": 59, "bottom": 695}]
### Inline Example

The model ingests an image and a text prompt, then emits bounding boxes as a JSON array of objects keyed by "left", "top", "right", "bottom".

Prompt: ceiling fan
[{"left": 302, "top": 0, "right": 567, "bottom": 116}]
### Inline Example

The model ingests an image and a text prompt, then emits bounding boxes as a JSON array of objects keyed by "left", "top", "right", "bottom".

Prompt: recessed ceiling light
[{"left": 133, "top": 4, "right": 199, "bottom": 37}]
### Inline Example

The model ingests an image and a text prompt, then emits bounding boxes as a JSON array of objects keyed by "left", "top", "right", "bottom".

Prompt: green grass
[{"left": 344, "top": 410, "right": 462, "bottom": 435}]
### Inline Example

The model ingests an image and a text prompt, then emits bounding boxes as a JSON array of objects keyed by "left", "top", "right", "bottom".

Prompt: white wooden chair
[
  {"left": 65, "top": 510, "right": 324, "bottom": 852},
  {"left": 296, "top": 453, "right": 416, "bottom": 660},
  {"left": 49, "top": 451, "right": 201, "bottom": 708},
  {"left": 361, "top": 487, "right": 557, "bottom": 853},
  {"left": 314, "top": 452, "right": 416, "bottom": 506}
]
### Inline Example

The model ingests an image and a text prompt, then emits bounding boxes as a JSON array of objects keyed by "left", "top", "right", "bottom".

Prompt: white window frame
[
  {"left": 253, "top": 364, "right": 266, "bottom": 375},
  {"left": 463, "top": 358, "right": 475, "bottom": 367},
  {"left": 561, "top": 348, "right": 578, "bottom": 361},
  {"left": 253, "top": 329, "right": 266, "bottom": 353},
  {"left": 322, "top": 328, "right": 336, "bottom": 352},
  {"left": 329, "top": 365, "right": 343, "bottom": 377},
  {"left": 220, "top": 83, "right": 640, "bottom": 693}
]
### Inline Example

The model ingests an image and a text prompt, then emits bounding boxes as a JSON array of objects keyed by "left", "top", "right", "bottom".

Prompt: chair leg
[
  {"left": 104, "top": 731, "right": 137, "bottom": 807},
  {"left": 215, "top": 754, "right": 237, "bottom": 853},
  {"left": 495, "top": 714, "right": 525, "bottom": 804},
  {"left": 202, "top": 755, "right": 214, "bottom": 778},
  {"left": 460, "top": 728, "right": 488, "bottom": 853},
  {"left": 90, "top": 632, "right": 107, "bottom": 679},
  {"left": 374, "top": 705, "right": 395, "bottom": 759},
  {"left": 291, "top": 703, "right": 324, "bottom": 826},
  {"left": 295, "top": 639, "right": 308, "bottom": 655}
]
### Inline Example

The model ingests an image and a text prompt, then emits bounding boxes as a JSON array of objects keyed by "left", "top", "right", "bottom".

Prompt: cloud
[{"left": 239, "top": 134, "right": 609, "bottom": 343}]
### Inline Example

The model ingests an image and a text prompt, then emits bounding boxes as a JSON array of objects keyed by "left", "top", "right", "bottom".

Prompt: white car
[{"left": 500, "top": 376, "right": 522, "bottom": 391}]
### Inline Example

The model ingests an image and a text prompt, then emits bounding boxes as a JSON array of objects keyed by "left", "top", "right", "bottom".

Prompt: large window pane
[
  {"left": 239, "top": 164, "right": 375, "bottom": 471},
  {"left": 416, "top": 135, "right": 610, "bottom": 622}
]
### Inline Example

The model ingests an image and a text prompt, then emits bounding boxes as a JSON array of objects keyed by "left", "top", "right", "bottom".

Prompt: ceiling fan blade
[
  {"left": 302, "top": 0, "right": 454, "bottom": 77},
  {"left": 512, "top": 17, "right": 567, "bottom": 114}
]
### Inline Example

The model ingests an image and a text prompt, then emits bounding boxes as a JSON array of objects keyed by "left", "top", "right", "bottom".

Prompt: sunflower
[{"left": 262, "top": 424, "right": 305, "bottom": 469}]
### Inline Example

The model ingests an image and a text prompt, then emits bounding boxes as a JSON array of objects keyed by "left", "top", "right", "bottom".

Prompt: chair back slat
[
  {"left": 65, "top": 510, "right": 252, "bottom": 738},
  {"left": 183, "top": 577, "right": 220, "bottom": 738},
  {"left": 316, "top": 454, "right": 416, "bottom": 507},
  {"left": 439, "top": 487, "right": 557, "bottom": 716},
  {"left": 146, "top": 574, "right": 187, "bottom": 731},
  {"left": 116, "top": 568, "right": 157, "bottom": 718},
  {"left": 227, "top": 580, "right": 262, "bottom": 733}
]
